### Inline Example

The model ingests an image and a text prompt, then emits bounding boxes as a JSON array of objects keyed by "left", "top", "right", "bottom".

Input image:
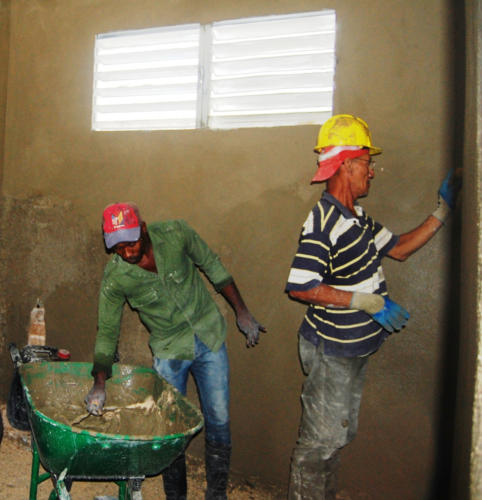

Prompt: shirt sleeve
[
  {"left": 368, "top": 216, "right": 399, "bottom": 257},
  {"left": 286, "top": 208, "right": 331, "bottom": 292},
  {"left": 180, "top": 220, "right": 233, "bottom": 292},
  {"left": 93, "top": 267, "right": 125, "bottom": 378}
]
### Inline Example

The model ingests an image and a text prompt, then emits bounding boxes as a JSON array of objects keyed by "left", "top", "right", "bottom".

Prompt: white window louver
[
  {"left": 92, "top": 11, "right": 336, "bottom": 131},
  {"left": 207, "top": 11, "right": 336, "bottom": 129},
  {"left": 92, "top": 24, "right": 202, "bottom": 131}
]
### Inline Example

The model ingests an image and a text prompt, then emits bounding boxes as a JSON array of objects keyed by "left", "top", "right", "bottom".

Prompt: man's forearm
[
  {"left": 289, "top": 284, "right": 352, "bottom": 308},
  {"left": 289, "top": 285, "right": 409, "bottom": 332},
  {"left": 388, "top": 168, "right": 461, "bottom": 262},
  {"left": 220, "top": 281, "right": 248, "bottom": 314},
  {"left": 388, "top": 215, "right": 443, "bottom": 261},
  {"left": 93, "top": 344, "right": 118, "bottom": 379},
  {"left": 93, "top": 370, "right": 107, "bottom": 388},
  {"left": 94, "top": 312, "right": 122, "bottom": 378},
  {"left": 220, "top": 280, "right": 265, "bottom": 346}
]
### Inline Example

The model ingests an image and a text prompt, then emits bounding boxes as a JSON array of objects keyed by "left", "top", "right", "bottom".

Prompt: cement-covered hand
[
  {"left": 350, "top": 292, "right": 409, "bottom": 332},
  {"left": 236, "top": 311, "right": 266, "bottom": 347},
  {"left": 84, "top": 385, "right": 106, "bottom": 416}
]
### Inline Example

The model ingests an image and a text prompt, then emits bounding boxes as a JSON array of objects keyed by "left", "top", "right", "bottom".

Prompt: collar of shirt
[{"left": 322, "top": 190, "right": 364, "bottom": 223}]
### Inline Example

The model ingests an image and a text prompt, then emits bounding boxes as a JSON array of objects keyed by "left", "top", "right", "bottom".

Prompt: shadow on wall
[
  {"left": 0, "top": 195, "right": 107, "bottom": 401},
  {"left": 430, "top": 0, "right": 466, "bottom": 497},
  {"left": 429, "top": 213, "right": 462, "bottom": 499}
]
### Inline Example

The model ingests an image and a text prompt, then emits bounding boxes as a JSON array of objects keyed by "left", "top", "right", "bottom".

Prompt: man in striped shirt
[{"left": 286, "top": 114, "right": 460, "bottom": 499}]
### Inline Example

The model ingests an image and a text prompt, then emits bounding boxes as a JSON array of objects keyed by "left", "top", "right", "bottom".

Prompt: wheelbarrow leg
[
  {"left": 29, "top": 439, "right": 41, "bottom": 500},
  {"left": 29, "top": 438, "right": 52, "bottom": 500},
  {"left": 48, "top": 469, "right": 71, "bottom": 500},
  {"left": 118, "top": 481, "right": 128, "bottom": 499}
]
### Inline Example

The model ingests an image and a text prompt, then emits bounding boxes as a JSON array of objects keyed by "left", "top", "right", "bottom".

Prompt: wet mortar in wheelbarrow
[{"left": 19, "top": 361, "right": 203, "bottom": 499}]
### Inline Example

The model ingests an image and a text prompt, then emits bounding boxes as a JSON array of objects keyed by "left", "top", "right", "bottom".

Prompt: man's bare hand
[
  {"left": 84, "top": 385, "right": 106, "bottom": 416},
  {"left": 236, "top": 311, "right": 266, "bottom": 347}
]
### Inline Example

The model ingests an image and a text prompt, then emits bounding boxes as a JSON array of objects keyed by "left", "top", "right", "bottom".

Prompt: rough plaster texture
[
  {"left": 463, "top": 1, "right": 482, "bottom": 499},
  {"left": 0, "top": 0, "right": 9, "bottom": 189},
  {"left": 0, "top": 0, "right": 472, "bottom": 499},
  {"left": 0, "top": 195, "right": 106, "bottom": 363},
  {"left": 0, "top": 0, "right": 10, "bottom": 428},
  {"left": 446, "top": 2, "right": 482, "bottom": 500}
]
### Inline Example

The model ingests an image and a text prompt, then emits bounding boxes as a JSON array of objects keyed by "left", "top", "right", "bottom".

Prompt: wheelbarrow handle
[
  {"left": 8, "top": 343, "right": 22, "bottom": 368},
  {"left": 8, "top": 343, "right": 71, "bottom": 365}
]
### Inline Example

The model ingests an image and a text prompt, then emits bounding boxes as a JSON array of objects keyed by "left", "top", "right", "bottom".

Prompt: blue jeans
[{"left": 153, "top": 336, "right": 231, "bottom": 446}]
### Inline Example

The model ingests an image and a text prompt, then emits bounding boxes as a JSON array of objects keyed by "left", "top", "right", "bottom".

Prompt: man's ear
[{"left": 341, "top": 158, "right": 354, "bottom": 176}]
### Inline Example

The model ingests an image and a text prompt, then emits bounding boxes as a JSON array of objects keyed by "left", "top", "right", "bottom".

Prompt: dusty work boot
[
  {"left": 162, "top": 454, "right": 187, "bottom": 500},
  {"left": 288, "top": 447, "right": 339, "bottom": 500},
  {"left": 205, "top": 440, "right": 231, "bottom": 500}
]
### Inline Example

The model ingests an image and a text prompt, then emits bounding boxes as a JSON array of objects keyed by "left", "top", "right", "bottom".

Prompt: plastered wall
[
  {"left": 451, "top": 1, "right": 482, "bottom": 500},
  {"left": 0, "top": 0, "right": 9, "bottom": 192},
  {"left": 0, "top": 1, "right": 469, "bottom": 498},
  {"left": 0, "top": 0, "right": 10, "bottom": 383}
]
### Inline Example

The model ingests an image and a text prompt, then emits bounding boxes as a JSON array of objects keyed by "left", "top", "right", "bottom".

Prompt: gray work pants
[{"left": 288, "top": 336, "right": 369, "bottom": 500}]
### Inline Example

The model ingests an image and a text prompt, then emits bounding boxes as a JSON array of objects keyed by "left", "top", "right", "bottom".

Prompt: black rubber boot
[
  {"left": 162, "top": 454, "right": 187, "bottom": 500},
  {"left": 205, "top": 441, "right": 231, "bottom": 500}
]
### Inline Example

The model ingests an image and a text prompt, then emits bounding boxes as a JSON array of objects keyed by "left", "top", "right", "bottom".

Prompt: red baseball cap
[{"left": 102, "top": 202, "right": 141, "bottom": 249}]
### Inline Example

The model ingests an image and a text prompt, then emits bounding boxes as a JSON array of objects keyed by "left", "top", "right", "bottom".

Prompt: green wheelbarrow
[{"left": 19, "top": 361, "right": 204, "bottom": 500}]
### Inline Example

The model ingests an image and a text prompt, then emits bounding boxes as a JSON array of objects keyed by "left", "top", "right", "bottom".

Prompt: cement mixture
[{"left": 25, "top": 366, "right": 196, "bottom": 438}]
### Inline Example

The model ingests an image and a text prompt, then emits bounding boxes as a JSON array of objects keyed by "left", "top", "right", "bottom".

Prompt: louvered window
[
  {"left": 92, "top": 11, "right": 336, "bottom": 131},
  {"left": 92, "top": 24, "right": 201, "bottom": 130}
]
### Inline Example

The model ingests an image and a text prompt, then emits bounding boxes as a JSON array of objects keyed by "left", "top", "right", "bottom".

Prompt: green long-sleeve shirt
[{"left": 93, "top": 219, "right": 233, "bottom": 377}]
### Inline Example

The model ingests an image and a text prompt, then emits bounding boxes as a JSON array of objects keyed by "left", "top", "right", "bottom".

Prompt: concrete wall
[
  {"left": 0, "top": 1, "right": 467, "bottom": 498},
  {"left": 452, "top": 1, "right": 482, "bottom": 499},
  {"left": 0, "top": 0, "right": 10, "bottom": 382},
  {"left": 0, "top": 0, "right": 9, "bottom": 193}
]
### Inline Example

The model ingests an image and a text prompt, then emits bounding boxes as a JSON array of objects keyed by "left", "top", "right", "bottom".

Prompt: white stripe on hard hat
[{"left": 318, "top": 145, "right": 362, "bottom": 163}]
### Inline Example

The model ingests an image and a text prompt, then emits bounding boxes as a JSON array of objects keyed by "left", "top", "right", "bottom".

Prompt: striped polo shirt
[{"left": 286, "top": 191, "right": 399, "bottom": 357}]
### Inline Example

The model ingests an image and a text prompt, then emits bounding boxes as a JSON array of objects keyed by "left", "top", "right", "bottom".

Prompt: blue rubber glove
[
  {"left": 372, "top": 297, "right": 410, "bottom": 333},
  {"left": 438, "top": 168, "right": 462, "bottom": 210}
]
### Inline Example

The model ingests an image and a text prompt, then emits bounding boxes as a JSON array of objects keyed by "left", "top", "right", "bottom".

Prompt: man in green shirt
[{"left": 85, "top": 202, "right": 265, "bottom": 500}]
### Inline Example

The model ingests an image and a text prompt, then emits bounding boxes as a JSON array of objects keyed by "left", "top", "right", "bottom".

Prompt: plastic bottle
[{"left": 27, "top": 299, "right": 46, "bottom": 346}]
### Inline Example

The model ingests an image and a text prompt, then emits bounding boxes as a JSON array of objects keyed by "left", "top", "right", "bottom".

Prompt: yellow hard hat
[{"left": 314, "top": 114, "right": 382, "bottom": 155}]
